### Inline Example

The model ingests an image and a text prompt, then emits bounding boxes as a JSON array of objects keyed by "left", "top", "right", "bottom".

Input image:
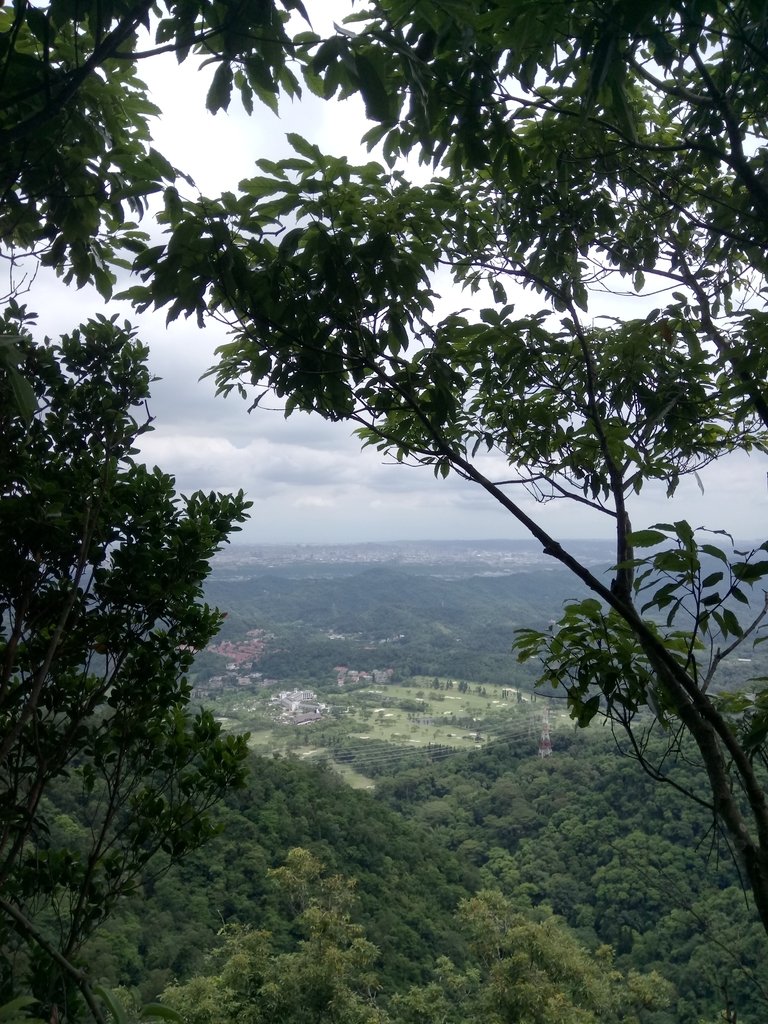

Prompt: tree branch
[
  {"left": 704, "top": 592, "right": 768, "bottom": 692},
  {"left": 0, "top": 1, "right": 154, "bottom": 146},
  {"left": 0, "top": 897, "right": 107, "bottom": 1024}
]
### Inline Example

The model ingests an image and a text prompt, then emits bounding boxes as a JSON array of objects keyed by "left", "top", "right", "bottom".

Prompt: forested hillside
[
  {"left": 5, "top": 518, "right": 766, "bottom": 1019},
  {"left": 81, "top": 754, "right": 476, "bottom": 995},
  {"left": 199, "top": 546, "right": 768, "bottom": 691},
  {"left": 83, "top": 728, "right": 767, "bottom": 1023},
  {"left": 203, "top": 553, "right": 589, "bottom": 685},
  {"left": 374, "top": 729, "right": 768, "bottom": 1021},
  {"left": 28, "top": 538, "right": 766, "bottom": 1022}
]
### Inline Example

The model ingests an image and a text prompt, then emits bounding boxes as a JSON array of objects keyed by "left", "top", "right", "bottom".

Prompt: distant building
[
  {"left": 276, "top": 689, "right": 315, "bottom": 710},
  {"left": 294, "top": 711, "right": 322, "bottom": 726},
  {"left": 270, "top": 689, "right": 327, "bottom": 724}
]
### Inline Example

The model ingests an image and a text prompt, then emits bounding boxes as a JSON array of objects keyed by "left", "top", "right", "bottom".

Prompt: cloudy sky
[{"left": 27, "top": 4, "right": 768, "bottom": 546}]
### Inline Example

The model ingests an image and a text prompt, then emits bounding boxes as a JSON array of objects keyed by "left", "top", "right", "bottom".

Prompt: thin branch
[
  {"left": 0, "top": 898, "right": 106, "bottom": 1024},
  {"left": 629, "top": 55, "right": 713, "bottom": 107},
  {"left": 704, "top": 592, "right": 768, "bottom": 691},
  {"left": 114, "top": 27, "right": 297, "bottom": 62},
  {"left": 614, "top": 715, "right": 715, "bottom": 812},
  {"left": 490, "top": 474, "right": 616, "bottom": 514}
]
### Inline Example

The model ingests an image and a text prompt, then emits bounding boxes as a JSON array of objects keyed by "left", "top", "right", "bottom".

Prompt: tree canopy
[
  {"left": 162, "top": 848, "right": 672, "bottom": 1024},
  {"left": 0, "top": 303, "right": 250, "bottom": 1020},
  {"left": 0, "top": 0, "right": 308, "bottom": 298},
  {"left": 119, "top": 0, "right": 768, "bottom": 935},
  {"left": 0, "top": 1, "right": 286, "bottom": 1013}
]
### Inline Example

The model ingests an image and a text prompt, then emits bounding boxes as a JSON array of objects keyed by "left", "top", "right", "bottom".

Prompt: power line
[{"left": 293, "top": 711, "right": 556, "bottom": 775}]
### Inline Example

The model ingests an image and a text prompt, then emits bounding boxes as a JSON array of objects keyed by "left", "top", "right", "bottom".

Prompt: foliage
[
  {"left": 0, "top": 305, "right": 250, "bottom": 1018},
  {"left": 0, "top": 0, "right": 309, "bottom": 298},
  {"left": 0, "top": 2, "right": 319, "bottom": 1018},
  {"left": 92, "top": 985, "right": 182, "bottom": 1024},
  {"left": 82, "top": 753, "right": 476, "bottom": 997},
  {"left": 75, "top": 725, "right": 768, "bottom": 1021},
  {"left": 163, "top": 848, "right": 671, "bottom": 1024},
  {"left": 376, "top": 726, "right": 768, "bottom": 1022},
  {"left": 453, "top": 888, "right": 672, "bottom": 1024},
  {"left": 119, "top": 0, "right": 768, "bottom": 933},
  {"left": 0, "top": 996, "right": 43, "bottom": 1024},
  {"left": 162, "top": 848, "right": 386, "bottom": 1024},
  {"left": 4, "top": 0, "right": 768, "bottom": 1010}
]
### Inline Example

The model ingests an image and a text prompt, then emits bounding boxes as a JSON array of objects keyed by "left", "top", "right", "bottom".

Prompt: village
[{"left": 191, "top": 627, "right": 395, "bottom": 726}]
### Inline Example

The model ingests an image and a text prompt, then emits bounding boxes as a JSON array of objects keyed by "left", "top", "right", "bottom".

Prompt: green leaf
[
  {"left": 354, "top": 54, "right": 392, "bottom": 122},
  {"left": 732, "top": 560, "right": 768, "bottom": 583},
  {"left": 574, "top": 693, "right": 601, "bottom": 726},
  {"left": 506, "top": 140, "right": 524, "bottom": 185},
  {"left": 0, "top": 997, "right": 39, "bottom": 1023},
  {"left": 278, "top": 227, "right": 305, "bottom": 256},
  {"left": 701, "top": 544, "right": 728, "bottom": 563},
  {"left": 701, "top": 572, "right": 723, "bottom": 588},
  {"left": 673, "top": 520, "right": 695, "bottom": 546},
  {"left": 610, "top": 80, "right": 638, "bottom": 141},
  {"left": 286, "top": 132, "right": 323, "bottom": 162},
  {"left": 629, "top": 529, "right": 667, "bottom": 548},
  {"left": 94, "top": 987, "right": 129, "bottom": 1024},
  {"left": 206, "top": 63, "right": 233, "bottom": 114},
  {"left": 7, "top": 364, "right": 37, "bottom": 424},
  {"left": 139, "top": 1006, "right": 183, "bottom": 1024},
  {"left": 25, "top": 6, "right": 50, "bottom": 43},
  {"left": 0, "top": 337, "right": 37, "bottom": 423}
]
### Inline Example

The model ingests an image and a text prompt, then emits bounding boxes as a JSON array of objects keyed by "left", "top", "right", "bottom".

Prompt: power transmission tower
[{"left": 538, "top": 706, "right": 552, "bottom": 758}]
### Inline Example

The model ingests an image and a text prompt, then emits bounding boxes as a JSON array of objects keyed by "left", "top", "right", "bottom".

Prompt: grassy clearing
[
  {"left": 208, "top": 674, "right": 569, "bottom": 784},
  {"left": 328, "top": 763, "right": 376, "bottom": 789}
]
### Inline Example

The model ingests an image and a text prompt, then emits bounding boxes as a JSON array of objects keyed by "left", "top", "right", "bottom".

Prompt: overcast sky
[{"left": 27, "top": 3, "right": 768, "bottom": 546}]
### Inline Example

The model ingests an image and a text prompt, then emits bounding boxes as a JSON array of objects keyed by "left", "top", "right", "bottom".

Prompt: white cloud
[{"left": 293, "top": 495, "right": 336, "bottom": 509}]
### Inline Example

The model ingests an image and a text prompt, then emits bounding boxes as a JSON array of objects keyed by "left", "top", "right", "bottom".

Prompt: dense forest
[
  {"left": 12, "top": 533, "right": 767, "bottom": 1022},
  {"left": 81, "top": 727, "right": 767, "bottom": 1023},
  {"left": 39, "top": 542, "right": 767, "bottom": 1022}
]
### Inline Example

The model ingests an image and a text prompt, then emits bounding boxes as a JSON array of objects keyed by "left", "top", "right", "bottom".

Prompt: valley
[{"left": 33, "top": 540, "right": 768, "bottom": 1023}]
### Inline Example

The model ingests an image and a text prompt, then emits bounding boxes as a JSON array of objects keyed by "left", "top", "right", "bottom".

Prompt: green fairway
[{"left": 205, "top": 672, "right": 569, "bottom": 789}]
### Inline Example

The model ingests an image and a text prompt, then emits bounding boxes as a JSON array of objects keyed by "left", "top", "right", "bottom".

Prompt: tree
[
  {"left": 0, "top": 0, "right": 309, "bottom": 299},
  {"left": 450, "top": 889, "right": 673, "bottom": 1024},
  {"left": 163, "top": 855, "right": 672, "bottom": 1024},
  {"left": 122, "top": 2, "right": 768, "bottom": 934},
  {"left": 0, "top": 304, "right": 250, "bottom": 1019},
  {"left": 5, "top": 0, "right": 768, "bottom": 958},
  {"left": 162, "top": 848, "right": 386, "bottom": 1024},
  {"left": 1, "top": 3, "right": 313, "bottom": 1017}
]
